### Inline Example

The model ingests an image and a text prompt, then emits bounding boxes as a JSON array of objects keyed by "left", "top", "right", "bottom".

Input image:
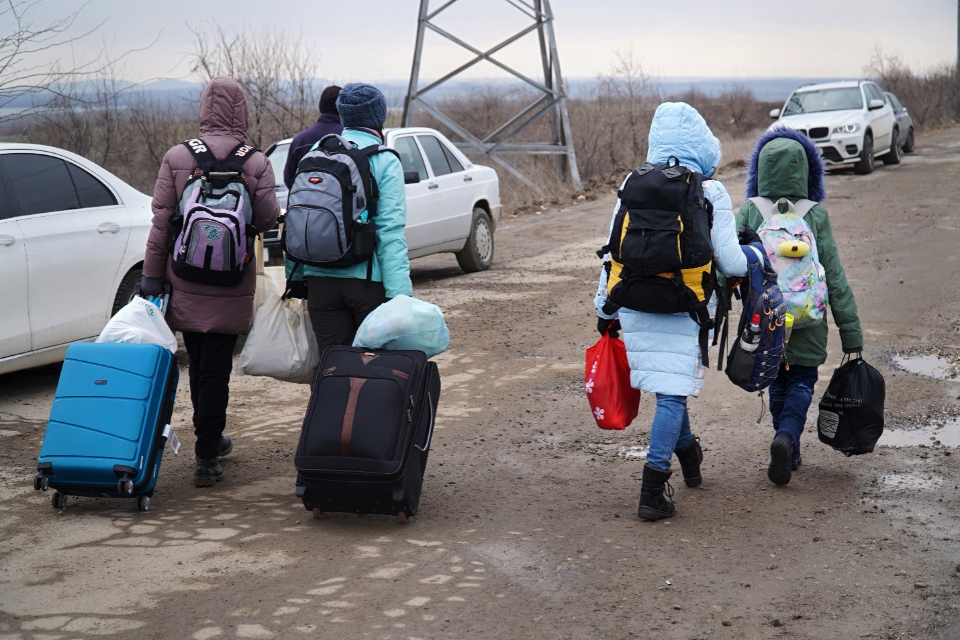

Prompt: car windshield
[
  {"left": 267, "top": 143, "right": 289, "bottom": 188},
  {"left": 782, "top": 88, "right": 863, "bottom": 116}
]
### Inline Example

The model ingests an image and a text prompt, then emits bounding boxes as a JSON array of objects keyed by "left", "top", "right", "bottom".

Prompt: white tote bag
[
  {"left": 237, "top": 278, "right": 318, "bottom": 384},
  {"left": 96, "top": 297, "right": 178, "bottom": 354}
]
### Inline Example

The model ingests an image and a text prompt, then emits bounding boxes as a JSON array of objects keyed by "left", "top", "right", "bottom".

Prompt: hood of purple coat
[{"left": 199, "top": 76, "right": 248, "bottom": 139}]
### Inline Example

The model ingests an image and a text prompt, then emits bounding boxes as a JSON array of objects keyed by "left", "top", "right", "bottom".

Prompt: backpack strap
[
  {"left": 355, "top": 144, "right": 401, "bottom": 162},
  {"left": 751, "top": 196, "right": 818, "bottom": 219},
  {"left": 748, "top": 196, "right": 775, "bottom": 220},
  {"left": 224, "top": 142, "right": 258, "bottom": 171},
  {"left": 794, "top": 198, "right": 818, "bottom": 218},
  {"left": 181, "top": 138, "right": 217, "bottom": 168}
]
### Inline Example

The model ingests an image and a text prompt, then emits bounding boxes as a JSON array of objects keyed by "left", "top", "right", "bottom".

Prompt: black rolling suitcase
[{"left": 294, "top": 346, "right": 440, "bottom": 522}]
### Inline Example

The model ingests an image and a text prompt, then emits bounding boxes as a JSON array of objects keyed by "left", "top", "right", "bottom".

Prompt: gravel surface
[{"left": 1, "top": 128, "right": 958, "bottom": 640}]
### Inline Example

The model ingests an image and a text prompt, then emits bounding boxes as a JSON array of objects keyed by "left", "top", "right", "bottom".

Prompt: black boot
[
  {"left": 768, "top": 432, "right": 794, "bottom": 486},
  {"left": 674, "top": 436, "right": 703, "bottom": 487},
  {"left": 637, "top": 465, "right": 675, "bottom": 521},
  {"left": 219, "top": 435, "right": 233, "bottom": 457},
  {"left": 194, "top": 457, "right": 224, "bottom": 488}
]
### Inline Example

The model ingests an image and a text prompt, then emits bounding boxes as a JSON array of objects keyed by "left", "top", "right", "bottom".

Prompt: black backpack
[{"left": 598, "top": 157, "right": 716, "bottom": 363}]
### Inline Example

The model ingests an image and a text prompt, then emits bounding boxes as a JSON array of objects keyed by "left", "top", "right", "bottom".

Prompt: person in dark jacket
[
  {"left": 142, "top": 76, "right": 280, "bottom": 488},
  {"left": 283, "top": 85, "right": 344, "bottom": 189}
]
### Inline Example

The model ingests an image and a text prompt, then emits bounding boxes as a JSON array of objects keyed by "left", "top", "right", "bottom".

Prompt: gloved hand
[
  {"left": 597, "top": 317, "right": 621, "bottom": 338},
  {"left": 738, "top": 227, "right": 761, "bottom": 246},
  {"left": 282, "top": 279, "right": 308, "bottom": 301},
  {"left": 140, "top": 276, "right": 164, "bottom": 297}
]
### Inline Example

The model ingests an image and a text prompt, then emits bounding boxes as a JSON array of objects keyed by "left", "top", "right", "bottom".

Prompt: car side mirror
[
  {"left": 868, "top": 99, "right": 885, "bottom": 110},
  {"left": 769, "top": 108, "right": 781, "bottom": 119},
  {"left": 902, "top": 107, "right": 908, "bottom": 114},
  {"left": 403, "top": 171, "right": 421, "bottom": 185}
]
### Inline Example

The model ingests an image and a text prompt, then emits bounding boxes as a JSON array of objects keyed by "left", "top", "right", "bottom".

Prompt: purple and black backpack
[{"left": 169, "top": 139, "right": 258, "bottom": 287}]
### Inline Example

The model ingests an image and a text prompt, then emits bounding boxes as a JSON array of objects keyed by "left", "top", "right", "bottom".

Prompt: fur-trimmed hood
[{"left": 746, "top": 126, "right": 826, "bottom": 202}]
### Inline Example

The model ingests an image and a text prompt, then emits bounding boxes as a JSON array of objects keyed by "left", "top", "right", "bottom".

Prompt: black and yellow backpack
[{"left": 598, "top": 157, "right": 716, "bottom": 363}]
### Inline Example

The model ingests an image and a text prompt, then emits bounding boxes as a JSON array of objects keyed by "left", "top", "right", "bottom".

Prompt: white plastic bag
[
  {"left": 96, "top": 297, "right": 178, "bottom": 354},
  {"left": 353, "top": 295, "right": 450, "bottom": 358},
  {"left": 237, "top": 277, "right": 318, "bottom": 384}
]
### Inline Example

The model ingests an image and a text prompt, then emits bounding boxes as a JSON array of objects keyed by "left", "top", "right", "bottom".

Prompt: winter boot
[
  {"left": 768, "top": 432, "right": 794, "bottom": 486},
  {"left": 674, "top": 436, "right": 703, "bottom": 487},
  {"left": 637, "top": 465, "right": 675, "bottom": 521},
  {"left": 219, "top": 435, "right": 233, "bottom": 458},
  {"left": 194, "top": 457, "right": 224, "bottom": 488}
]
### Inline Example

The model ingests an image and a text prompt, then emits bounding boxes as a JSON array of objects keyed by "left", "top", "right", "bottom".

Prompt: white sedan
[
  {"left": 264, "top": 127, "right": 503, "bottom": 272},
  {"left": 0, "top": 144, "right": 151, "bottom": 375}
]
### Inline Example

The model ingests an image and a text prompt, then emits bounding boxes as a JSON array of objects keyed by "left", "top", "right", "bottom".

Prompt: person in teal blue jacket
[{"left": 285, "top": 83, "right": 413, "bottom": 351}]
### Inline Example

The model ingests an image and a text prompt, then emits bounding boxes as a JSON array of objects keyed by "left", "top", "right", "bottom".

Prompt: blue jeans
[
  {"left": 646, "top": 394, "right": 694, "bottom": 472},
  {"left": 768, "top": 363, "right": 819, "bottom": 459}
]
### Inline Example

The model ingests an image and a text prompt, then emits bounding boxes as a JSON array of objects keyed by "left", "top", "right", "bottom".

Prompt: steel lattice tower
[{"left": 402, "top": 0, "right": 581, "bottom": 190}]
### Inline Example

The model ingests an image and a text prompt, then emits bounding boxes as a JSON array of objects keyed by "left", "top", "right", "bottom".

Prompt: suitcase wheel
[
  {"left": 136, "top": 495, "right": 151, "bottom": 512},
  {"left": 51, "top": 492, "right": 67, "bottom": 510},
  {"left": 397, "top": 512, "right": 409, "bottom": 524},
  {"left": 312, "top": 507, "right": 324, "bottom": 519},
  {"left": 34, "top": 475, "right": 49, "bottom": 492},
  {"left": 117, "top": 479, "right": 134, "bottom": 495}
]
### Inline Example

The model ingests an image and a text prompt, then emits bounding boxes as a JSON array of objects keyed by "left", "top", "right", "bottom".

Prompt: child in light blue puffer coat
[{"left": 595, "top": 102, "right": 747, "bottom": 521}]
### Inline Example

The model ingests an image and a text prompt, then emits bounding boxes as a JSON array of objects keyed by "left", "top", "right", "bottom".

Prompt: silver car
[{"left": 884, "top": 92, "right": 915, "bottom": 153}]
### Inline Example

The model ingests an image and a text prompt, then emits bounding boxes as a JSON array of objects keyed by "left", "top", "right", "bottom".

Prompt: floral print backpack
[{"left": 749, "top": 196, "right": 828, "bottom": 329}]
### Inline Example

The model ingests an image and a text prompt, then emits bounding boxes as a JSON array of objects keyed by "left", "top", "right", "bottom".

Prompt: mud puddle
[
  {"left": 582, "top": 443, "right": 649, "bottom": 459},
  {"left": 879, "top": 418, "right": 960, "bottom": 447},
  {"left": 893, "top": 354, "right": 959, "bottom": 380},
  {"left": 879, "top": 472, "right": 944, "bottom": 490}
]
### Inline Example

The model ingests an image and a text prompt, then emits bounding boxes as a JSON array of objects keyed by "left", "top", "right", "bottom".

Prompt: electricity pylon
[{"left": 402, "top": 0, "right": 582, "bottom": 191}]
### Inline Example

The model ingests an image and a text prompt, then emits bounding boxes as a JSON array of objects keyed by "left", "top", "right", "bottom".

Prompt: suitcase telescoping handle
[
  {"left": 133, "top": 283, "right": 172, "bottom": 317},
  {"left": 414, "top": 392, "right": 435, "bottom": 453}
]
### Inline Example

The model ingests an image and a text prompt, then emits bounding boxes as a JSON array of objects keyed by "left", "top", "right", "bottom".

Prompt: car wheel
[
  {"left": 854, "top": 132, "right": 874, "bottom": 175},
  {"left": 903, "top": 128, "right": 915, "bottom": 153},
  {"left": 455, "top": 207, "right": 495, "bottom": 273},
  {"left": 112, "top": 267, "right": 142, "bottom": 315},
  {"left": 882, "top": 128, "right": 902, "bottom": 165}
]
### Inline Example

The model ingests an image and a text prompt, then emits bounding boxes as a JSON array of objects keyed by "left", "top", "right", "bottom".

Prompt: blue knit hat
[{"left": 336, "top": 83, "right": 387, "bottom": 129}]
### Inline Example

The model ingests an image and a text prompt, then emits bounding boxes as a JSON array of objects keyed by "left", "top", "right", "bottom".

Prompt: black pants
[
  {"left": 182, "top": 331, "right": 239, "bottom": 459},
  {"left": 306, "top": 276, "right": 386, "bottom": 353}
]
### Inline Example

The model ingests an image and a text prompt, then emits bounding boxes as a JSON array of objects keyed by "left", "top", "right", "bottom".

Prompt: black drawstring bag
[{"left": 817, "top": 355, "right": 885, "bottom": 455}]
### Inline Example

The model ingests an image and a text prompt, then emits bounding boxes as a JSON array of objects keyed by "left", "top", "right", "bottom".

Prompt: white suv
[{"left": 769, "top": 80, "right": 900, "bottom": 174}]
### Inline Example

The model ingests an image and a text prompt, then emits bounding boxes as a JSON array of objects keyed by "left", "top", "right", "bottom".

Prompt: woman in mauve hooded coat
[
  {"left": 143, "top": 75, "right": 280, "bottom": 487},
  {"left": 595, "top": 102, "right": 747, "bottom": 521}
]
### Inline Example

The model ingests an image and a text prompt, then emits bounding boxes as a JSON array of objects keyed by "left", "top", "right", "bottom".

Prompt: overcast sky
[{"left": 8, "top": 0, "right": 958, "bottom": 83}]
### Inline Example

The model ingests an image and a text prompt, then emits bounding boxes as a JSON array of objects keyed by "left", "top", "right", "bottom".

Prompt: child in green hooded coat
[{"left": 737, "top": 127, "right": 863, "bottom": 485}]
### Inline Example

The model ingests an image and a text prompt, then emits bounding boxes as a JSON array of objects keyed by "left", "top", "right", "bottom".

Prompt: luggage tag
[{"left": 162, "top": 424, "right": 181, "bottom": 454}]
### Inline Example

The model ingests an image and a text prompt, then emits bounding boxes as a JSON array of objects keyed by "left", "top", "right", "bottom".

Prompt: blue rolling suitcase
[{"left": 34, "top": 342, "right": 179, "bottom": 512}]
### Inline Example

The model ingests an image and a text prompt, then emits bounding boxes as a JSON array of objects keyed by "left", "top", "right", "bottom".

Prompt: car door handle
[
  {"left": 97, "top": 222, "right": 121, "bottom": 234},
  {"left": 0, "top": 235, "right": 15, "bottom": 246},
  {"left": 462, "top": 175, "right": 473, "bottom": 182},
  {"left": 428, "top": 183, "right": 439, "bottom": 190}
]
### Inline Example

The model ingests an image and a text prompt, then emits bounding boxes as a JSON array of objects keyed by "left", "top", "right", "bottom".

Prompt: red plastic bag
[{"left": 585, "top": 331, "right": 641, "bottom": 430}]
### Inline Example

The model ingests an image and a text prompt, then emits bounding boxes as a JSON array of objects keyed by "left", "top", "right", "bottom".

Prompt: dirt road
[{"left": 1, "top": 128, "right": 959, "bottom": 640}]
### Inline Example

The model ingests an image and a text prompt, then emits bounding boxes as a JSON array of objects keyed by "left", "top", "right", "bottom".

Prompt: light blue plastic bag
[{"left": 353, "top": 295, "right": 450, "bottom": 358}]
